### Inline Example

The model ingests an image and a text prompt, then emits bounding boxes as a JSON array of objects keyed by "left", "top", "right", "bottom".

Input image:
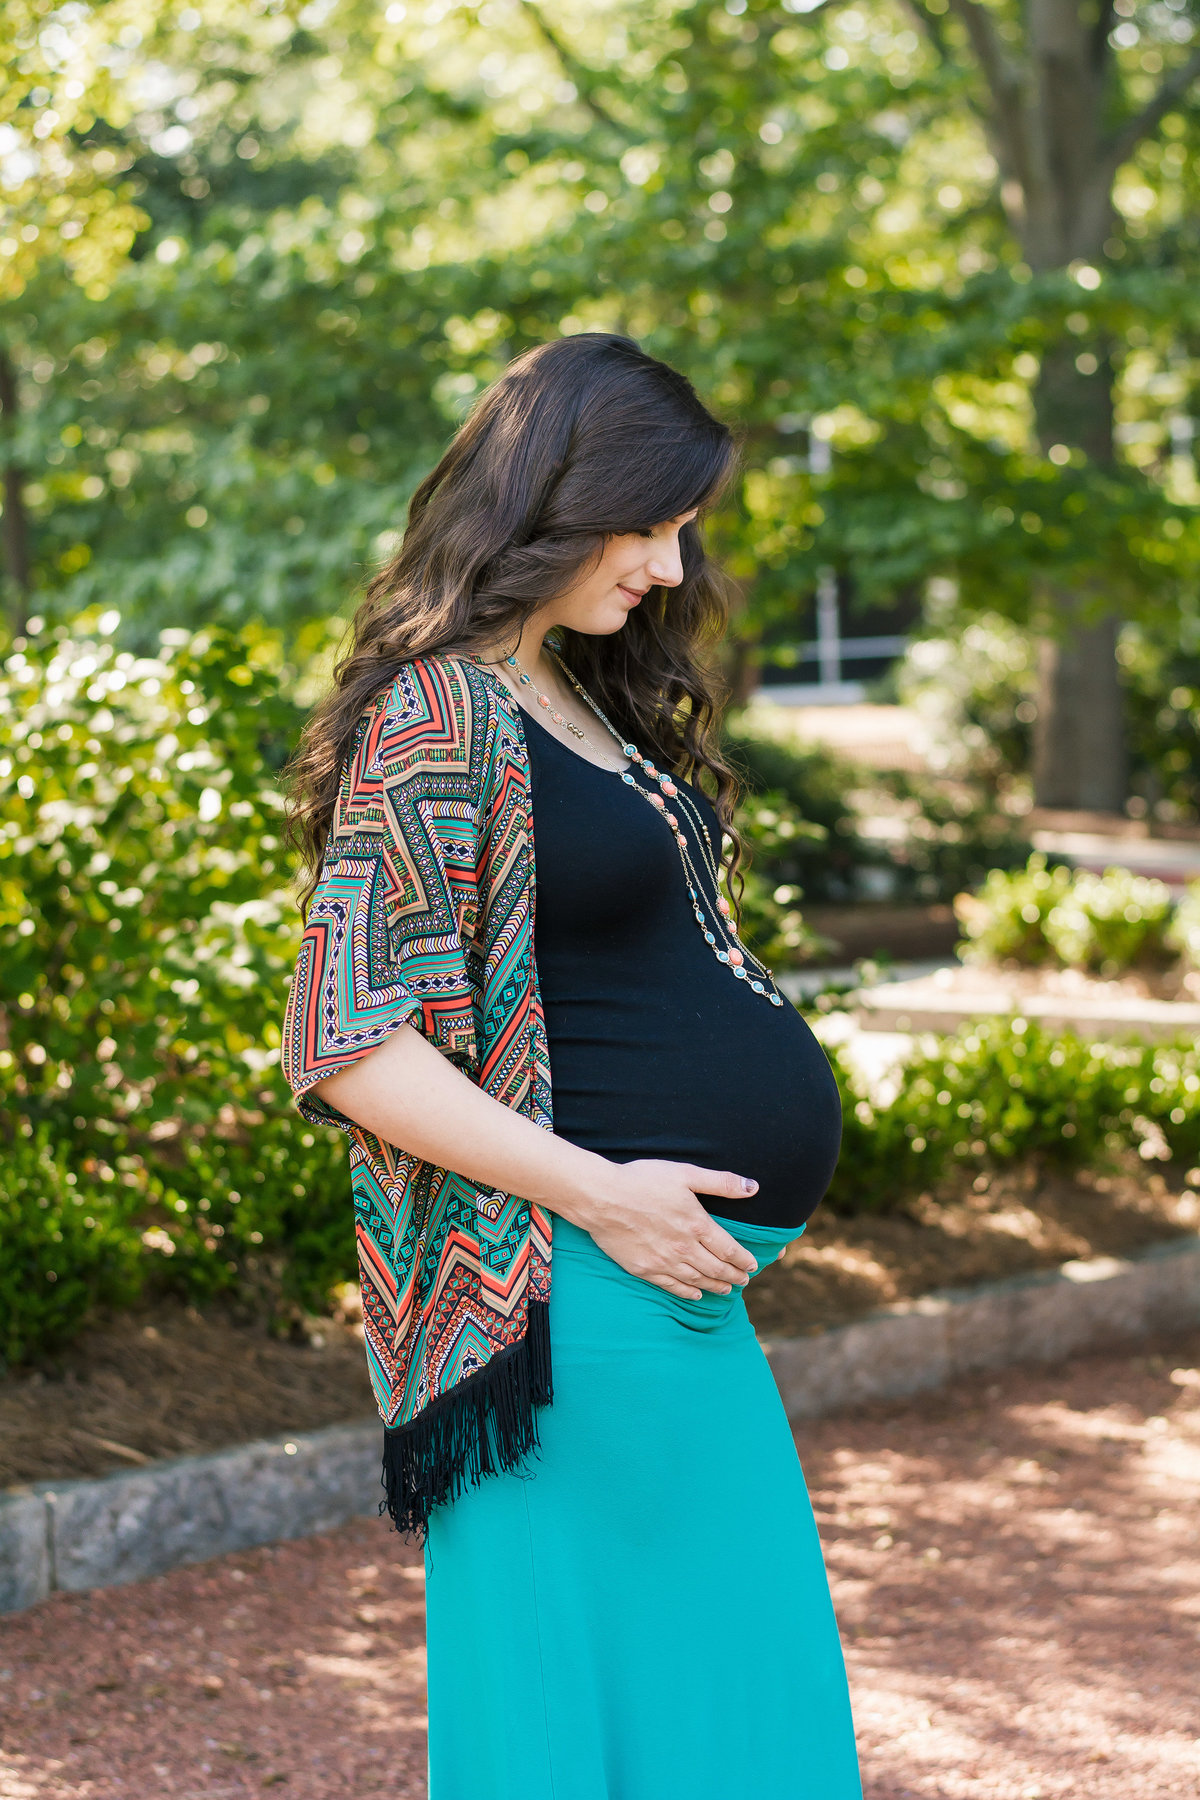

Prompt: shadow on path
[
  {"left": 3, "top": 1331, "right": 1199, "bottom": 1799},
  {"left": 805, "top": 1328, "right": 1200, "bottom": 1799}
]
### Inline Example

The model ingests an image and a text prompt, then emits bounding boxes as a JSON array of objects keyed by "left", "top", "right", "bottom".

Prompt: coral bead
[
  {"left": 667, "top": 813, "right": 679, "bottom": 829},
  {"left": 661, "top": 780, "right": 678, "bottom": 797},
  {"left": 716, "top": 896, "right": 731, "bottom": 916},
  {"left": 727, "top": 947, "right": 744, "bottom": 968},
  {"left": 648, "top": 793, "right": 666, "bottom": 809},
  {"left": 538, "top": 694, "right": 551, "bottom": 708}
]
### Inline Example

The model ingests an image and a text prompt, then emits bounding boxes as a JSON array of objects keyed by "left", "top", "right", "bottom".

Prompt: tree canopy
[{"left": 2, "top": 0, "right": 1197, "bottom": 797}]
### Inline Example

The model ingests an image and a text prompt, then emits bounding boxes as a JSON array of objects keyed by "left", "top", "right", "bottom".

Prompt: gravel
[{"left": 3, "top": 1330, "right": 1198, "bottom": 1799}]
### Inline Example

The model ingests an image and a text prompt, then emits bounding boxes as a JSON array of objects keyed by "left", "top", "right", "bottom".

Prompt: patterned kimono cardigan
[{"left": 281, "top": 654, "right": 553, "bottom": 1534}]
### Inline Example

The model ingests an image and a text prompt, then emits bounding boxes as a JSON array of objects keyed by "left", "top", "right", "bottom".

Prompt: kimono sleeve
[{"left": 280, "top": 670, "right": 484, "bottom": 1129}]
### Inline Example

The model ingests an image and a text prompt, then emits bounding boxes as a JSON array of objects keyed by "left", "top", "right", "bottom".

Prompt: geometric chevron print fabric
[{"left": 282, "top": 655, "right": 553, "bottom": 1442}]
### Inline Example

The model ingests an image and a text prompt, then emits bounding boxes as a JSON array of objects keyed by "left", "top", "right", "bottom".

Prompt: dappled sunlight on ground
[
  {"left": 806, "top": 1331, "right": 1200, "bottom": 1798},
  {"left": 2, "top": 1332, "right": 1198, "bottom": 1798}
]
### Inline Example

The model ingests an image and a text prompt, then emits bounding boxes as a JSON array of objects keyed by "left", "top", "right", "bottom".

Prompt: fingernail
[{"left": 740, "top": 1177, "right": 758, "bottom": 1194}]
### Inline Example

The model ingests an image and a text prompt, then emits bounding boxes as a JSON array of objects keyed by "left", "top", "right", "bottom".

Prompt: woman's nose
[{"left": 646, "top": 537, "right": 685, "bottom": 588}]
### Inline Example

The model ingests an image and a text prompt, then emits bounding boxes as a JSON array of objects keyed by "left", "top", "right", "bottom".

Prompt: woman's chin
[{"left": 566, "top": 604, "right": 635, "bottom": 637}]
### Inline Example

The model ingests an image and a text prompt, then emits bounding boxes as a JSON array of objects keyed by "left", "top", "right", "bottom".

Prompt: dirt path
[{"left": 3, "top": 1331, "right": 1198, "bottom": 1799}]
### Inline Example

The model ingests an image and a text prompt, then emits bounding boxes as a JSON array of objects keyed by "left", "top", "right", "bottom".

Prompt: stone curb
[
  {"left": 764, "top": 1232, "right": 1200, "bottom": 1419},
  {"left": 853, "top": 982, "right": 1200, "bottom": 1042},
  {"left": 4, "top": 1234, "right": 1199, "bottom": 1615},
  {"left": 1, "top": 1419, "right": 382, "bottom": 1616}
]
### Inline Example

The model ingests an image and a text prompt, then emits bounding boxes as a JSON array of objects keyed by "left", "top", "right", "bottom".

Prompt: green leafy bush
[
  {"left": 1, "top": 1129, "right": 144, "bottom": 1367},
  {"left": 955, "top": 854, "right": 1180, "bottom": 972},
  {"left": 0, "top": 615, "right": 363, "bottom": 1359},
  {"left": 725, "top": 720, "right": 892, "bottom": 959},
  {"left": 1043, "top": 867, "right": 1175, "bottom": 972},
  {"left": 954, "top": 854, "right": 1074, "bottom": 964},
  {"left": 1117, "top": 627, "right": 1200, "bottom": 826},
  {"left": 874, "top": 771, "right": 1034, "bottom": 903},
  {"left": 725, "top": 717, "right": 1032, "bottom": 916},
  {"left": 894, "top": 612, "right": 1036, "bottom": 789},
  {"left": 826, "top": 1016, "right": 1200, "bottom": 1215},
  {"left": 735, "top": 794, "right": 834, "bottom": 965},
  {"left": 1166, "top": 884, "right": 1200, "bottom": 969},
  {"left": 896, "top": 614, "right": 1200, "bottom": 830},
  {"left": 1, "top": 614, "right": 304, "bottom": 1139}
]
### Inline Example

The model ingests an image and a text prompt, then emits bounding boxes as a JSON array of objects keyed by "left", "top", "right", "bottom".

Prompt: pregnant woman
[{"left": 282, "top": 333, "right": 861, "bottom": 1798}]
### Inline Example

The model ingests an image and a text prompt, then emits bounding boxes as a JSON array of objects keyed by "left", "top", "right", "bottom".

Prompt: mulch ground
[
  {"left": 0, "top": 1312, "right": 376, "bottom": 1491},
  {"left": 3, "top": 1329, "right": 1198, "bottom": 1799},
  {"left": 5, "top": 1161, "right": 1196, "bottom": 1488}
]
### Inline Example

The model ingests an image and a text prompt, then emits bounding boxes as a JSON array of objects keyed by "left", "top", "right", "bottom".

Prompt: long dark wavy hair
[{"left": 286, "top": 332, "right": 744, "bottom": 911}]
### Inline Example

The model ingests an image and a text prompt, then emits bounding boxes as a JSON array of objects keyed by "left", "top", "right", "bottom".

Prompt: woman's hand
[
  {"left": 312, "top": 1024, "right": 759, "bottom": 1299},
  {"left": 573, "top": 1159, "right": 760, "bottom": 1300}
]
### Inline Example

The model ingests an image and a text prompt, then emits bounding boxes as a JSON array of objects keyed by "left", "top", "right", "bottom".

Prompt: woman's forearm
[
  {"left": 311, "top": 1019, "right": 611, "bottom": 1228},
  {"left": 308, "top": 1019, "right": 761, "bottom": 1299}
]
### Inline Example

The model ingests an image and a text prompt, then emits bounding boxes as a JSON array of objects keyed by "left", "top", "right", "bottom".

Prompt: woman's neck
[{"left": 482, "top": 612, "right": 557, "bottom": 680}]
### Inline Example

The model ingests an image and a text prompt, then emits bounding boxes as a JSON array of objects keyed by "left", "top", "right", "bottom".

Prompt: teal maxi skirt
[{"left": 424, "top": 1215, "right": 862, "bottom": 1800}]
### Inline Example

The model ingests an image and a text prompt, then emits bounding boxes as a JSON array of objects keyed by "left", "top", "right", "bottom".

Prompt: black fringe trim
[{"left": 380, "top": 1299, "right": 552, "bottom": 1539}]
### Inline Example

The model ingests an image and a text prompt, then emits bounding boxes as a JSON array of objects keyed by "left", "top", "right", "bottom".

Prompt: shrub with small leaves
[
  {"left": 0, "top": 1128, "right": 144, "bottom": 1368},
  {"left": 735, "top": 794, "right": 834, "bottom": 965},
  {"left": 956, "top": 855, "right": 1180, "bottom": 972},
  {"left": 824, "top": 1017, "right": 1200, "bottom": 1215},
  {"left": 1043, "top": 867, "right": 1175, "bottom": 972},
  {"left": 0, "top": 615, "right": 305, "bottom": 1137},
  {"left": 954, "top": 854, "right": 1074, "bottom": 964},
  {"left": 1167, "top": 883, "right": 1200, "bottom": 969}
]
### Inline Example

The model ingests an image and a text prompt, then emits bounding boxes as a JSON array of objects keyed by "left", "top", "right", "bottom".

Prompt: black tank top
[{"left": 524, "top": 705, "right": 841, "bottom": 1230}]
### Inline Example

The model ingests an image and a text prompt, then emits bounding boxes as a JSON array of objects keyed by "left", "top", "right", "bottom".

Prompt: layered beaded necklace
[{"left": 488, "top": 649, "right": 784, "bottom": 1008}]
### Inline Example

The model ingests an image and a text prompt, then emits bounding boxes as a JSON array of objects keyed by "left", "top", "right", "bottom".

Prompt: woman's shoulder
[{"left": 357, "top": 652, "right": 512, "bottom": 786}]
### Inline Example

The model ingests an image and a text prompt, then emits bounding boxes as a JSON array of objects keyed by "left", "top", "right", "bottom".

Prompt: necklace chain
[{"left": 490, "top": 650, "right": 783, "bottom": 1008}]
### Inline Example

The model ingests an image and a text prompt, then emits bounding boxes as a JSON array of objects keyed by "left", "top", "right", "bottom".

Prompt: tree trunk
[
  {"left": 0, "top": 348, "right": 31, "bottom": 637},
  {"left": 1030, "top": 338, "right": 1127, "bottom": 812},
  {"left": 928, "top": 0, "right": 1151, "bottom": 812},
  {"left": 1032, "top": 603, "right": 1126, "bottom": 810}
]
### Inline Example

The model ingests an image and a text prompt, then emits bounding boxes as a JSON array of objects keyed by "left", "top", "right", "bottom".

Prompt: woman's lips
[{"left": 617, "top": 584, "right": 646, "bottom": 604}]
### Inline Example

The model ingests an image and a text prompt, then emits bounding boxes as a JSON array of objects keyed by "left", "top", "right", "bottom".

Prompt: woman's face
[{"left": 544, "top": 510, "right": 699, "bottom": 637}]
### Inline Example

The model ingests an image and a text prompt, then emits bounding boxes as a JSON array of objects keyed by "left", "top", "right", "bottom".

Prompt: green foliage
[
  {"left": 724, "top": 720, "right": 875, "bottom": 909},
  {"left": 157, "top": 1118, "right": 354, "bottom": 1317},
  {"left": 896, "top": 612, "right": 1200, "bottom": 828},
  {"left": 735, "top": 802, "right": 833, "bottom": 966},
  {"left": 1, "top": 1107, "right": 355, "bottom": 1368},
  {"left": 0, "top": 613, "right": 303, "bottom": 1134},
  {"left": 1167, "top": 884, "right": 1200, "bottom": 969},
  {"left": 875, "top": 772, "right": 1034, "bottom": 903},
  {"left": 894, "top": 613, "right": 1036, "bottom": 789},
  {"left": 826, "top": 1017, "right": 1200, "bottom": 1215},
  {"left": 1043, "top": 868, "right": 1176, "bottom": 973},
  {"left": 956, "top": 854, "right": 1077, "bottom": 964},
  {"left": 6, "top": 0, "right": 1199, "bottom": 663},
  {"left": 723, "top": 720, "right": 867, "bottom": 961},
  {"left": 0, "top": 614, "right": 365, "bottom": 1360},
  {"left": 956, "top": 854, "right": 1181, "bottom": 973},
  {"left": 0, "top": 1128, "right": 143, "bottom": 1368}
]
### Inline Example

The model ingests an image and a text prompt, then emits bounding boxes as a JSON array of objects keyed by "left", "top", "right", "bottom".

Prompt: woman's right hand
[{"left": 575, "top": 1159, "right": 760, "bottom": 1299}]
